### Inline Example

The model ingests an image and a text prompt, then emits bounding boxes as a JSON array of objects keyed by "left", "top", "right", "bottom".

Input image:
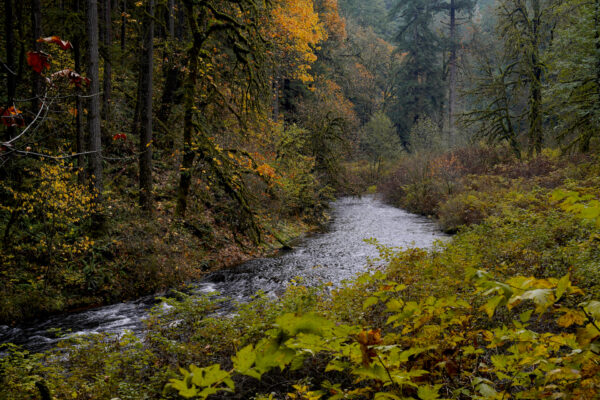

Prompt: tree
[
  {"left": 101, "top": 0, "right": 112, "bottom": 121},
  {"left": 338, "top": 0, "right": 389, "bottom": 35},
  {"left": 267, "top": 0, "right": 326, "bottom": 122},
  {"left": 441, "top": 0, "right": 476, "bottom": 140},
  {"left": 463, "top": 58, "right": 523, "bottom": 158},
  {"left": 3, "top": 0, "right": 16, "bottom": 142},
  {"left": 361, "top": 111, "right": 402, "bottom": 179},
  {"left": 389, "top": 0, "right": 445, "bottom": 143},
  {"left": 546, "top": 0, "right": 600, "bottom": 152},
  {"left": 138, "top": 0, "right": 154, "bottom": 212},
  {"left": 174, "top": 0, "right": 270, "bottom": 246},
  {"left": 86, "top": 0, "right": 104, "bottom": 206},
  {"left": 497, "top": 0, "right": 556, "bottom": 156},
  {"left": 298, "top": 78, "right": 359, "bottom": 187},
  {"left": 31, "top": 0, "right": 43, "bottom": 111}
]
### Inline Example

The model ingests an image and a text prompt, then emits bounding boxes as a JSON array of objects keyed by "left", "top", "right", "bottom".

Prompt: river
[{"left": 0, "top": 195, "right": 447, "bottom": 352}]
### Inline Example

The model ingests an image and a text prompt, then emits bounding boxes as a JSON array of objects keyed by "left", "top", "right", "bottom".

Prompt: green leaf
[
  {"left": 510, "top": 289, "right": 555, "bottom": 313},
  {"left": 363, "top": 296, "right": 379, "bottom": 310},
  {"left": 168, "top": 379, "right": 198, "bottom": 398},
  {"left": 232, "top": 344, "right": 256, "bottom": 375},
  {"left": 374, "top": 393, "right": 402, "bottom": 400},
  {"left": 579, "top": 206, "right": 600, "bottom": 220},
  {"left": 275, "top": 312, "right": 333, "bottom": 336},
  {"left": 582, "top": 300, "right": 600, "bottom": 320},
  {"left": 477, "top": 382, "right": 498, "bottom": 398},
  {"left": 480, "top": 295, "right": 504, "bottom": 318},
  {"left": 519, "top": 309, "right": 533, "bottom": 323},
  {"left": 386, "top": 298, "right": 404, "bottom": 312},
  {"left": 418, "top": 384, "right": 442, "bottom": 399},
  {"left": 555, "top": 274, "right": 570, "bottom": 301},
  {"left": 353, "top": 364, "right": 389, "bottom": 382},
  {"left": 325, "top": 359, "right": 350, "bottom": 372},
  {"left": 197, "top": 387, "right": 220, "bottom": 399},
  {"left": 190, "top": 364, "right": 230, "bottom": 388}
]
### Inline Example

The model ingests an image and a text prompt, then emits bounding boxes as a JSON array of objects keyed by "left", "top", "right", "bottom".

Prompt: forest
[{"left": 1, "top": 0, "right": 600, "bottom": 399}]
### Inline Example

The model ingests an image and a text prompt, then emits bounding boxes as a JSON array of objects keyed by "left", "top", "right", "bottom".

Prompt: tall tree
[
  {"left": 31, "top": 0, "right": 43, "bottom": 110},
  {"left": 87, "top": 0, "right": 104, "bottom": 204},
  {"left": 498, "top": 0, "right": 555, "bottom": 156},
  {"left": 73, "top": 0, "right": 86, "bottom": 183},
  {"left": 101, "top": 0, "right": 112, "bottom": 119},
  {"left": 442, "top": 0, "right": 475, "bottom": 140},
  {"left": 139, "top": 0, "right": 154, "bottom": 211},
  {"left": 3, "top": 0, "right": 16, "bottom": 141},
  {"left": 389, "top": 0, "right": 445, "bottom": 144},
  {"left": 546, "top": 0, "right": 600, "bottom": 151},
  {"left": 174, "top": 0, "right": 205, "bottom": 217}
]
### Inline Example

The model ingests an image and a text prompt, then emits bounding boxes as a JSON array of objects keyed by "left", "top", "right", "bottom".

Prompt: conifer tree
[{"left": 389, "top": 0, "right": 445, "bottom": 144}]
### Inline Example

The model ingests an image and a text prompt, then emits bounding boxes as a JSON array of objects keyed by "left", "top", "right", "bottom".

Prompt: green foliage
[
  {"left": 273, "top": 124, "right": 335, "bottom": 221},
  {"left": 167, "top": 257, "right": 600, "bottom": 399},
  {"left": 361, "top": 112, "right": 403, "bottom": 180},
  {"left": 0, "top": 163, "right": 95, "bottom": 320},
  {"left": 388, "top": 0, "right": 445, "bottom": 139},
  {"left": 461, "top": 56, "right": 523, "bottom": 158},
  {"left": 408, "top": 116, "right": 446, "bottom": 154},
  {"left": 2, "top": 154, "right": 600, "bottom": 399},
  {"left": 545, "top": 0, "right": 600, "bottom": 152},
  {"left": 338, "top": 0, "right": 390, "bottom": 34}
]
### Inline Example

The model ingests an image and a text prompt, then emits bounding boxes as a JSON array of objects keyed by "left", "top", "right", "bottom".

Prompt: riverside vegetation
[
  {"left": 3, "top": 0, "right": 600, "bottom": 398},
  {"left": 1, "top": 147, "right": 599, "bottom": 399}
]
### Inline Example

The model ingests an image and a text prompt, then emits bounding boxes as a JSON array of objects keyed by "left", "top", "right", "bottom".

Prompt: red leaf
[
  {"left": 112, "top": 133, "right": 127, "bottom": 141},
  {"left": 0, "top": 106, "right": 25, "bottom": 127},
  {"left": 27, "top": 51, "right": 51, "bottom": 74},
  {"left": 37, "top": 36, "right": 73, "bottom": 50}
]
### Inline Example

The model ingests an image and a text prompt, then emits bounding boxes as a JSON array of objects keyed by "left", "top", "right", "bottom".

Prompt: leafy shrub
[
  {"left": 2, "top": 153, "right": 600, "bottom": 400},
  {"left": 438, "top": 191, "right": 492, "bottom": 232},
  {"left": 0, "top": 163, "right": 94, "bottom": 321}
]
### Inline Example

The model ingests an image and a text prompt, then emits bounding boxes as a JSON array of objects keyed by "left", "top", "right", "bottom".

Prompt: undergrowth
[{"left": 1, "top": 149, "right": 600, "bottom": 399}]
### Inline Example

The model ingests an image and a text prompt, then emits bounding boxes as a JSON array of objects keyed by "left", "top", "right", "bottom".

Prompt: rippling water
[{"left": 0, "top": 196, "right": 447, "bottom": 352}]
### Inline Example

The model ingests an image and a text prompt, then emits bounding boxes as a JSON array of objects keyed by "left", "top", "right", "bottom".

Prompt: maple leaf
[
  {"left": 27, "top": 51, "right": 51, "bottom": 74},
  {"left": 37, "top": 36, "right": 73, "bottom": 50}
]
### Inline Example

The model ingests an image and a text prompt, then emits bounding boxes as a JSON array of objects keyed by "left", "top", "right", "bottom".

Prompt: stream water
[{"left": 0, "top": 195, "right": 447, "bottom": 353}]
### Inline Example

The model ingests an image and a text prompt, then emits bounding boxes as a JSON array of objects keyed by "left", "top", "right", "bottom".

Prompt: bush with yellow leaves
[{"left": 0, "top": 162, "right": 94, "bottom": 321}]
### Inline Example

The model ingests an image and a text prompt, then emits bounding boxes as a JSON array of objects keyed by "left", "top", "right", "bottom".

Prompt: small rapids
[{"left": 0, "top": 196, "right": 447, "bottom": 352}]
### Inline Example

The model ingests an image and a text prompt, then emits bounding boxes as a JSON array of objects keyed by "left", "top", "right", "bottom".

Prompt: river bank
[
  {"left": 0, "top": 195, "right": 445, "bottom": 352},
  {"left": 0, "top": 216, "right": 315, "bottom": 351}
]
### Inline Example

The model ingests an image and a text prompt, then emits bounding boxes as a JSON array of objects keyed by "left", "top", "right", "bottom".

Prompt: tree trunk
[
  {"left": 175, "top": 0, "right": 202, "bottom": 217},
  {"left": 168, "top": 0, "right": 175, "bottom": 37},
  {"left": 3, "top": 0, "right": 16, "bottom": 141},
  {"left": 102, "top": 0, "right": 112, "bottom": 119},
  {"left": 528, "top": 0, "right": 543, "bottom": 156},
  {"left": 139, "top": 0, "right": 154, "bottom": 212},
  {"left": 176, "top": 0, "right": 185, "bottom": 40},
  {"left": 87, "top": 0, "right": 104, "bottom": 204},
  {"left": 272, "top": 68, "right": 280, "bottom": 122},
  {"left": 157, "top": 63, "right": 181, "bottom": 147},
  {"left": 120, "top": 0, "right": 126, "bottom": 52},
  {"left": 73, "top": 8, "right": 86, "bottom": 184},
  {"left": 31, "top": 0, "right": 43, "bottom": 111},
  {"left": 448, "top": 0, "right": 457, "bottom": 144}
]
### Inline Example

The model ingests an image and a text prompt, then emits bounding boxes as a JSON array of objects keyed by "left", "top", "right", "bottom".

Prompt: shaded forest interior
[{"left": 1, "top": 0, "right": 600, "bottom": 347}]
